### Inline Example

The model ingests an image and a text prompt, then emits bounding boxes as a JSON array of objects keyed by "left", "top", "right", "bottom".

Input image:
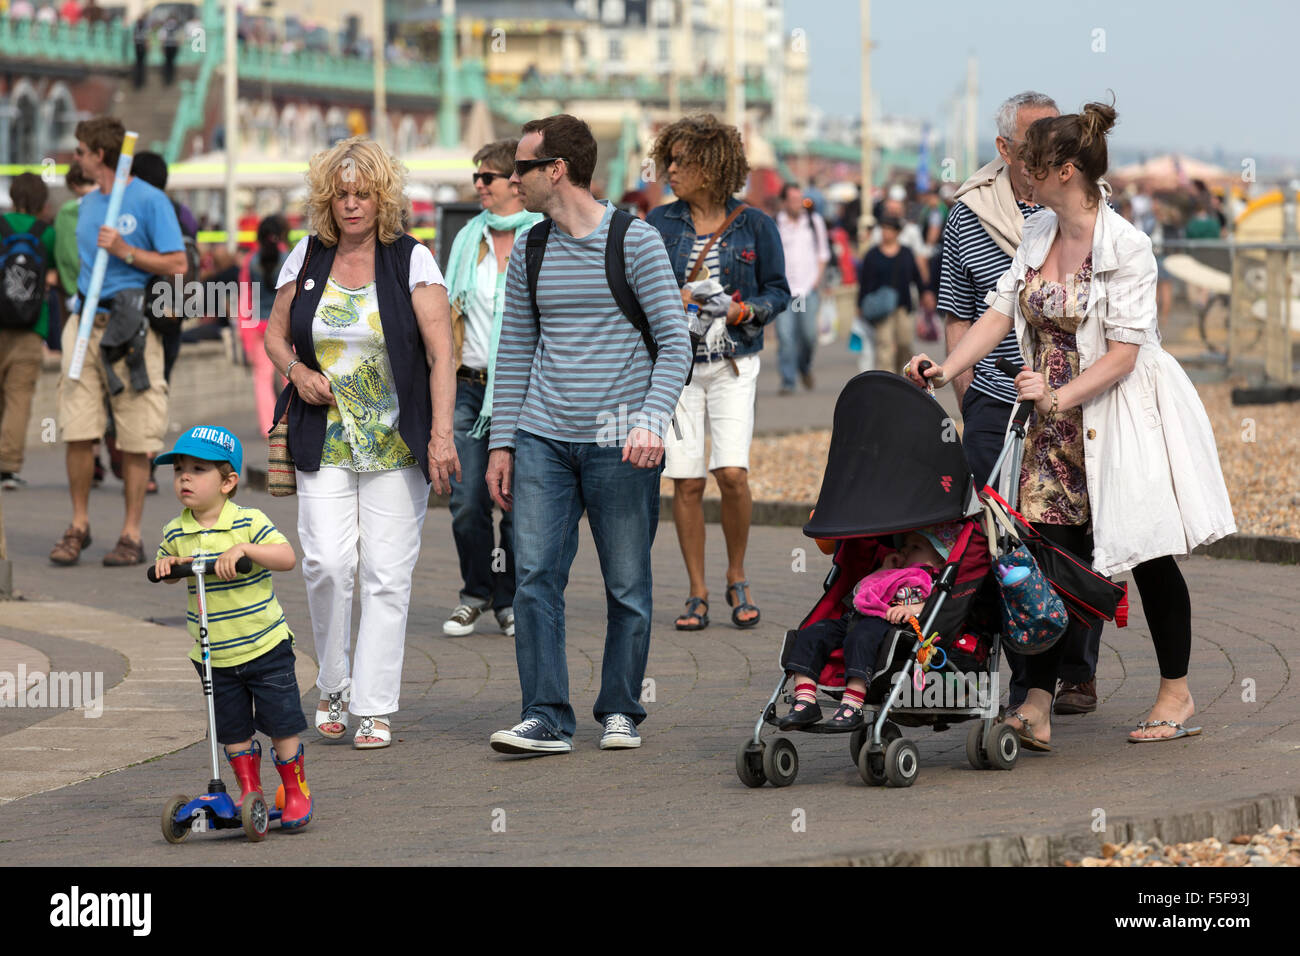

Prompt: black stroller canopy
[{"left": 805, "top": 372, "right": 975, "bottom": 539}]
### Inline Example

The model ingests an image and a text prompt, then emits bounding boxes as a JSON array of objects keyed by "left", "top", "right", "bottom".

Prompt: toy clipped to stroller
[
  {"left": 149, "top": 555, "right": 282, "bottom": 843},
  {"left": 736, "top": 369, "right": 1022, "bottom": 790}
]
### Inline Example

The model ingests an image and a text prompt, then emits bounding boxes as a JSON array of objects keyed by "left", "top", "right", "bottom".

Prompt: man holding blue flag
[{"left": 50, "top": 116, "right": 187, "bottom": 567}]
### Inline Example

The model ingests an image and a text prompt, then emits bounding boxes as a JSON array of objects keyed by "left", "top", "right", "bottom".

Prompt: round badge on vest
[{"left": 304, "top": 279, "right": 315, "bottom": 290}]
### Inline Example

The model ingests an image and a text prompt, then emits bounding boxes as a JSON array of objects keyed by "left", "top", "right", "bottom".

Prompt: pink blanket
[{"left": 852, "top": 566, "right": 935, "bottom": 617}]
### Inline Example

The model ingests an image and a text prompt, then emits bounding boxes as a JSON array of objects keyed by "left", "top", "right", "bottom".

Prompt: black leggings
[{"left": 1020, "top": 525, "right": 1192, "bottom": 692}]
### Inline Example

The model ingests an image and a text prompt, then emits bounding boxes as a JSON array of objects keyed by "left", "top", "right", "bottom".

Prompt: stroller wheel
[
  {"left": 735, "top": 739, "right": 768, "bottom": 788},
  {"left": 848, "top": 720, "right": 900, "bottom": 766},
  {"left": 986, "top": 722, "right": 1020, "bottom": 771},
  {"left": 849, "top": 726, "right": 869, "bottom": 766},
  {"left": 762, "top": 737, "right": 799, "bottom": 788},
  {"left": 966, "top": 722, "right": 991, "bottom": 770},
  {"left": 883, "top": 738, "right": 920, "bottom": 788},
  {"left": 857, "top": 746, "right": 886, "bottom": 787}
]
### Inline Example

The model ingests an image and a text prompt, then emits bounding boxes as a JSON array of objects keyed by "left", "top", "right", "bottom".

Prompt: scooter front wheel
[
  {"left": 162, "top": 794, "right": 192, "bottom": 844},
  {"left": 242, "top": 793, "right": 270, "bottom": 842}
]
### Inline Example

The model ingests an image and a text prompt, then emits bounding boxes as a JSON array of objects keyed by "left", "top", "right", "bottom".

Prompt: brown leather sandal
[
  {"left": 50, "top": 525, "right": 91, "bottom": 566},
  {"left": 102, "top": 535, "right": 146, "bottom": 567}
]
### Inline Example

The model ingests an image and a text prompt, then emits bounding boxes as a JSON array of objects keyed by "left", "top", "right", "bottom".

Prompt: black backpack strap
[
  {"left": 0, "top": 217, "right": 12, "bottom": 238},
  {"left": 29, "top": 220, "right": 48, "bottom": 240},
  {"left": 524, "top": 218, "right": 553, "bottom": 332},
  {"left": 606, "top": 208, "right": 657, "bottom": 362}
]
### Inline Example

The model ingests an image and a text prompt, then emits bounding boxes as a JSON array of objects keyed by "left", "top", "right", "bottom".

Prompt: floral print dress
[
  {"left": 1017, "top": 255, "right": 1092, "bottom": 525},
  {"left": 312, "top": 277, "right": 417, "bottom": 472}
]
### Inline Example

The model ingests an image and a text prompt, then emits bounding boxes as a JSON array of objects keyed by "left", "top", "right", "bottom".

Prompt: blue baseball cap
[{"left": 155, "top": 425, "right": 243, "bottom": 475}]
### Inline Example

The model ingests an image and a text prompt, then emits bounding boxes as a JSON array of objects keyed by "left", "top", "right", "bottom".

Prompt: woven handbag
[
  {"left": 265, "top": 237, "right": 315, "bottom": 497},
  {"left": 267, "top": 396, "right": 296, "bottom": 497}
]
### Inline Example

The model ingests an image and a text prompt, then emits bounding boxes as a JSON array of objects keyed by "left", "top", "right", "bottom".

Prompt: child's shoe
[
  {"left": 777, "top": 698, "right": 823, "bottom": 730},
  {"left": 272, "top": 743, "right": 313, "bottom": 830},
  {"left": 824, "top": 702, "right": 864, "bottom": 731},
  {"left": 225, "top": 740, "right": 263, "bottom": 808}
]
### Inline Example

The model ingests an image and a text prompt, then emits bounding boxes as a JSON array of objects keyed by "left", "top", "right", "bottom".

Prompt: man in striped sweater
[{"left": 485, "top": 115, "right": 692, "bottom": 755}]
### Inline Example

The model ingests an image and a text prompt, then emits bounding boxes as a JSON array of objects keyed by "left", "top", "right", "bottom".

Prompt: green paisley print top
[{"left": 312, "top": 277, "right": 416, "bottom": 471}]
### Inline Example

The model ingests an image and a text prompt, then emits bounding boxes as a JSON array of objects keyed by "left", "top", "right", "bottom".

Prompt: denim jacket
[{"left": 646, "top": 197, "right": 791, "bottom": 358}]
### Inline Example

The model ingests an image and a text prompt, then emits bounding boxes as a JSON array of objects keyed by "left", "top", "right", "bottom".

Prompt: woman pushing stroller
[
  {"left": 906, "top": 98, "right": 1235, "bottom": 749},
  {"left": 779, "top": 524, "right": 959, "bottom": 732}
]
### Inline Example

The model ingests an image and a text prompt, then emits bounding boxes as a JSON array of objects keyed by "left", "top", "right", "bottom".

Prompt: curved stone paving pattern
[{"left": 0, "top": 494, "right": 1295, "bottom": 865}]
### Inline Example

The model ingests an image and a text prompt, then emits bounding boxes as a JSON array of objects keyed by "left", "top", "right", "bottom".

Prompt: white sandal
[
  {"left": 353, "top": 715, "right": 391, "bottom": 750},
  {"left": 315, "top": 690, "right": 349, "bottom": 739}
]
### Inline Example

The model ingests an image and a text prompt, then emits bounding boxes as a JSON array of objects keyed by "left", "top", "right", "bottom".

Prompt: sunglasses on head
[
  {"left": 513, "top": 156, "right": 563, "bottom": 177},
  {"left": 473, "top": 171, "right": 508, "bottom": 186}
]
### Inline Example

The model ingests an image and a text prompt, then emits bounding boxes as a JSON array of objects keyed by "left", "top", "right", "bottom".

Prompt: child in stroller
[{"left": 778, "top": 524, "right": 958, "bottom": 732}]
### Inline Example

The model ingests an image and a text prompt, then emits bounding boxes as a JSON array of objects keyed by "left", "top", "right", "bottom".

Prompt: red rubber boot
[
  {"left": 225, "top": 740, "right": 262, "bottom": 808},
  {"left": 273, "top": 743, "right": 313, "bottom": 830}
]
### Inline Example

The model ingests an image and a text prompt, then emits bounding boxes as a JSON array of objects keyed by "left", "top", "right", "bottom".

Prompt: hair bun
[{"left": 1079, "top": 100, "right": 1117, "bottom": 148}]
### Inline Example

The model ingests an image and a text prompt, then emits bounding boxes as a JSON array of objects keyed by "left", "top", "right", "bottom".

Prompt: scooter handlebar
[
  {"left": 147, "top": 556, "right": 253, "bottom": 582},
  {"left": 995, "top": 359, "right": 1035, "bottom": 428}
]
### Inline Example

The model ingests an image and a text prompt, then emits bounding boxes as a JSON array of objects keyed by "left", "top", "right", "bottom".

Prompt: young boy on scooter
[{"left": 153, "top": 425, "right": 313, "bottom": 830}]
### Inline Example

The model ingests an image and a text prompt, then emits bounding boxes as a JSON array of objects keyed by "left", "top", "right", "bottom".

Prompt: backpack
[
  {"left": 145, "top": 199, "right": 201, "bottom": 334},
  {"left": 524, "top": 208, "right": 699, "bottom": 385},
  {"left": 0, "top": 217, "right": 49, "bottom": 331}
]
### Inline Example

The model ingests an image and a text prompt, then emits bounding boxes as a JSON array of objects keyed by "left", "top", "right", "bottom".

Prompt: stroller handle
[
  {"left": 147, "top": 556, "right": 254, "bottom": 582},
  {"left": 995, "top": 359, "right": 1035, "bottom": 428}
]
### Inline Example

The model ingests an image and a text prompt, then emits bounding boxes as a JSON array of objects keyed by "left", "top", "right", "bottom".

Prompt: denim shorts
[{"left": 193, "top": 639, "right": 308, "bottom": 744}]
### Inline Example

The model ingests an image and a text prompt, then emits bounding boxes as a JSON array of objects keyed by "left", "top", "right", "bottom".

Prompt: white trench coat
[{"left": 985, "top": 202, "right": 1237, "bottom": 577}]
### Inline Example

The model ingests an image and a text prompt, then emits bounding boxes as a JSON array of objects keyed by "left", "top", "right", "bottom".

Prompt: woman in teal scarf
[{"left": 441, "top": 139, "right": 542, "bottom": 640}]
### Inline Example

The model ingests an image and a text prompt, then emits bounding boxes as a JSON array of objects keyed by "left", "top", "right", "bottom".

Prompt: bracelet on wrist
[{"left": 285, "top": 359, "right": 301, "bottom": 380}]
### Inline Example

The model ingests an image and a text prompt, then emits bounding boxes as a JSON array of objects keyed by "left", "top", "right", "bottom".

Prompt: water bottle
[
  {"left": 685, "top": 301, "right": 707, "bottom": 338},
  {"left": 998, "top": 562, "right": 1031, "bottom": 587}
]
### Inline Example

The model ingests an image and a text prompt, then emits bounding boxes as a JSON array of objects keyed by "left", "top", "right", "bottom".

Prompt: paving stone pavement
[{"left": 0, "top": 330, "right": 1296, "bottom": 865}]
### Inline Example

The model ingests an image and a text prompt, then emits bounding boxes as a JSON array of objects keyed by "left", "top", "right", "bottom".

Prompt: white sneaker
[
  {"left": 600, "top": 714, "right": 641, "bottom": 750},
  {"left": 442, "top": 604, "right": 483, "bottom": 636}
]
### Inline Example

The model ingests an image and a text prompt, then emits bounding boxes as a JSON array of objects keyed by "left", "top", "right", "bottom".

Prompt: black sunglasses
[
  {"left": 513, "top": 156, "right": 563, "bottom": 177},
  {"left": 473, "top": 171, "right": 508, "bottom": 186}
]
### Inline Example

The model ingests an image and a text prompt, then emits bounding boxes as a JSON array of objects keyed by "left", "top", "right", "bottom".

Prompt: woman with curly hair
[
  {"left": 907, "top": 101, "right": 1235, "bottom": 751},
  {"left": 646, "top": 114, "right": 791, "bottom": 630},
  {"left": 265, "top": 136, "right": 461, "bottom": 749}
]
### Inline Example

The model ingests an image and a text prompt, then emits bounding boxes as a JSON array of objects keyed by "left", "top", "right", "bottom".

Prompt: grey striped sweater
[{"left": 488, "top": 202, "right": 692, "bottom": 450}]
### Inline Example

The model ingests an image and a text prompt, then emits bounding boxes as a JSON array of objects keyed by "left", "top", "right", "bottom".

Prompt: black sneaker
[
  {"left": 490, "top": 718, "right": 572, "bottom": 755},
  {"left": 0, "top": 473, "right": 25, "bottom": 490}
]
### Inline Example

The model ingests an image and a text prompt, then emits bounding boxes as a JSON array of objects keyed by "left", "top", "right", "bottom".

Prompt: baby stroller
[{"left": 736, "top": 370, "right": 1024, "bottom": 789}]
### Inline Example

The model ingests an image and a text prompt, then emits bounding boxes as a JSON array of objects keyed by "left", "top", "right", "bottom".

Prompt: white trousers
[{"left": 296, "top": 465, "right": 429, "bottom": 717}]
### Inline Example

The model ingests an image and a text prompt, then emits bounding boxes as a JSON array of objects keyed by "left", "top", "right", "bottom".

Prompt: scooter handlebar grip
[{"left": 147, "top": 556, "right": 254, "bottom": 582}]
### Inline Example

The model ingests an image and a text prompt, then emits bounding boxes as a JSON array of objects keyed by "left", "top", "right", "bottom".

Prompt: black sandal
[
  {"left": 674, "top": 596, "right": 710, "bottom": 631},
  {"left": 726, "top": 580, "right": 760, "bottom": 628}
]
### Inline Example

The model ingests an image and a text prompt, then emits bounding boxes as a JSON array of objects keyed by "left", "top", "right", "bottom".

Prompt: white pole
[
  {"left": 224, "top": 0, "right": 238, "bottom": 254},
  {"left": 374, "top": 0, "right": 387, "bottom": 146},
  {"left": 964, "top": 54, "right": 977, "bottom": 178},
  {"left": 68, "top": 132, "right": 138, "bottom": 380},
  {"left": 859, "top": 0, "right": 873, "bottom": 241}
]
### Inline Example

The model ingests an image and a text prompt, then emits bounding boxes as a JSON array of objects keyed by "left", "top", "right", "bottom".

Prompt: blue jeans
[
  {"left": 775, "top": 289, "right": 820, "bottom": 388},
  {"left": 449, "top": 381, "right": 514, "bottom": 611},
  {"left": 510, "top": 429, "right": 661, "bottom": 740}
]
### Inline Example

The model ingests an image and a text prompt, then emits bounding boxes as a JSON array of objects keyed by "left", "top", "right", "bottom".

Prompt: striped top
[
  {"left": 687, "top": 233, "right": 724, "bottom": 361},
  {"left": 937, "top": 200, "right": 1040, "bottom": 405},
  {"left": 157, "top": 500, "right": 293, "bottom": 667},
  {"left": 488, "top": 201, "right": 692, "bottom": 448}
]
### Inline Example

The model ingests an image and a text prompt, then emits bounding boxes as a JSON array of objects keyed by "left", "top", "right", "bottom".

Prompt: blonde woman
[{"left": 265, "top": 137, "right": 460, "bottom": 749}]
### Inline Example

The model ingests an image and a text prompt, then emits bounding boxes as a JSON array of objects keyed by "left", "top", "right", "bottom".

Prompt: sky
[{"left": 787, "top": 0, "right": 1296, "bottom": 168}]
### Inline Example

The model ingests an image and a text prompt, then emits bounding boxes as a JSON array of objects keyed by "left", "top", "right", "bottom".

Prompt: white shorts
[{"left": 663, "top": 354, "right": 760, "bottom": 478}]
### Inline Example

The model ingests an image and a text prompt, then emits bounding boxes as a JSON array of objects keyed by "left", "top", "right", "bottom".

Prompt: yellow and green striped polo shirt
[{"left": 157, "top": 499, "right": 294, "bottom": 667}]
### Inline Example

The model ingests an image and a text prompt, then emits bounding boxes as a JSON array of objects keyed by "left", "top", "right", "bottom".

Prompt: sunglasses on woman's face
[
  {"left": 513, "top": 157, "right": 562, "bottom": 177},
  {"left": 473, "top": 171, "right": 508, "bottom": 186}
]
